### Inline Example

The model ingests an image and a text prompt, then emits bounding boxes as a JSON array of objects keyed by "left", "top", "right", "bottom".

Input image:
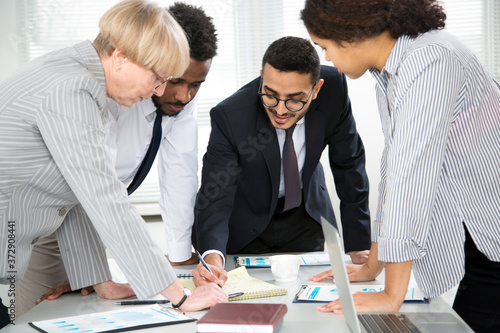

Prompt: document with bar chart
[{"left": 29, "top": 304, "right": 195, "bottom": 332}]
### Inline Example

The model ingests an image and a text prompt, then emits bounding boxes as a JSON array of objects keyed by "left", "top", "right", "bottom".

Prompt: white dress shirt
[
  {"left": 370, "top": 30, "right": 500, "bottom": 298},
  {"left": 107, "top": 97, "right": 198, "bottom": 262}
]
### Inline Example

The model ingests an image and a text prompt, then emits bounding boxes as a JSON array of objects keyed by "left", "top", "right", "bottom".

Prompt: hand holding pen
[{"left": 194, "top": 250, "right": 227, "bottom": 288}]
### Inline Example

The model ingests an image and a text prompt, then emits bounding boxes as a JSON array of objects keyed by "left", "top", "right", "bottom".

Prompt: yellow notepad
[{"left": 180, "top": 266, "right": 288, "bottom": 301}]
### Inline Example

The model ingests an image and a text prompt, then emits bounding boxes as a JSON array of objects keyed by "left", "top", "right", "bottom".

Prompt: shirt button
[
  {"left": 59, "top": 207, "right": 67, "bottom": 216},
  {"left": 31, "top": 237, "right": 39, "bottom": 245}
]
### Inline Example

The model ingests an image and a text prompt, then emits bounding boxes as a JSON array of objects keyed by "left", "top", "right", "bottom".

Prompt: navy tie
[
  {"left": 127, "top": 109, "right": 163, "bottom": 195},
  {"left": 282, "top": 124, "right": 302, "bottom": 211}
]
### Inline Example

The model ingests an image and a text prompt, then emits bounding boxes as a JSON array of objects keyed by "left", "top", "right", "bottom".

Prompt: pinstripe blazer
[{"left": 0, "top": 41, "right": 176, "bottom": 298}]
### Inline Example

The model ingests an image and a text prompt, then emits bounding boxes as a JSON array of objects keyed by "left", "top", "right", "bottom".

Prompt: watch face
[{"left": 184, "top": 288, "right": 192, "bottom": 296}]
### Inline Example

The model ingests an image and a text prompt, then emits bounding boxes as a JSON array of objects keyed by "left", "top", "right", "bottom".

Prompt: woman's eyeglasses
[{"left": 151, "top": 69, "right": 173, "bottom": 91}]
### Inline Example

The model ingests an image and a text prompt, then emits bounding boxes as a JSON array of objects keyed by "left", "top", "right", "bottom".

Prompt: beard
[{"left": 152, "top": 95, "right": 186, "bottom": 117}]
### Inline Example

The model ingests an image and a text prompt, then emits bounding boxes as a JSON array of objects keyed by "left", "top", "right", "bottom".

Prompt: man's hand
[
  {"left": 36, "top": 281, "right": 94, "bottom": 304},
  {"left": 192, "top": 262, "right": 228, "bottom": 287},
  {"left": 192, "top": 253, "right": 228, "bottom": 287},
  {"left": 93, "top": 280, "right": 135, "bottom": 299},
  {"left": 167, "top": 252, "right": 198, "bottom": 266},
  {"left": 348, "top": 250, "right": 370, "bottom": 264}
]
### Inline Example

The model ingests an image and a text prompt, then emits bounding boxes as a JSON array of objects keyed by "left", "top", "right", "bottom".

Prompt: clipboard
[
  {"left": 29, "top": 304, "right": 195, "bottom": 333},
  {"left": 293, "top": 284, "right": 428, "bottom": 303},
  {"left": 234, "top": 252, "right": 330, "bottom": 268}
]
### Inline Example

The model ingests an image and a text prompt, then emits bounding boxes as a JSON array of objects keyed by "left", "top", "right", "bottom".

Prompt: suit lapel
[
  {"left": 256, "top": 104, "right": 280, "bottom": 215},
  {"left": 303, "top": 104, "right": 326, "bottom": 191}
]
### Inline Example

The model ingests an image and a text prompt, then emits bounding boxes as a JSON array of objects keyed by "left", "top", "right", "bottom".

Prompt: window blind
[{"left": 7, "top": 0, "right": 499, "bottom": 210}]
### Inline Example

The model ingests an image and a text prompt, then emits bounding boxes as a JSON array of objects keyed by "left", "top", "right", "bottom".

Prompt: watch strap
[{"left": 172, "top": 293, "right": 188, "bottom": 309}]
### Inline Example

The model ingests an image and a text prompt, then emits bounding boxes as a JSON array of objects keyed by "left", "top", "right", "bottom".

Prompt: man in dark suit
[{"left": 193, "top": 36, "right": 370, "bottom": 285}]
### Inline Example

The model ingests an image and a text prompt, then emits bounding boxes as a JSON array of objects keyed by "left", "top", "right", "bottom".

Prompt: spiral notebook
[{"left": 180, "top": 266, "right": 288, "bottom": 301}]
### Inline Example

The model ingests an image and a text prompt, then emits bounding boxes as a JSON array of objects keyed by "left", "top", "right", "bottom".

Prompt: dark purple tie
[
  {"left": 127, "top": 109, "right": 163, "bottom": 195},
  {"left": 283, "top": 124, "right": 302, "bottom": 211}
]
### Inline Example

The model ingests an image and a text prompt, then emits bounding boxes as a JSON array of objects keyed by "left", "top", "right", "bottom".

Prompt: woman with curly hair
[{"left": 302, "top": 1, "right": 500, "bottom": 331}]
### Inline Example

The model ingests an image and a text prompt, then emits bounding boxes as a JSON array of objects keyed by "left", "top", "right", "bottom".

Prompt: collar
[
  {"left": 74, "top": 40, "right": 106, "bottom": 93},
  {"left": 142, "top": 98, "right": 157, "bottom": 120},
  {"left": 370, "top": 35, "right": 414, "bottom": 76}
]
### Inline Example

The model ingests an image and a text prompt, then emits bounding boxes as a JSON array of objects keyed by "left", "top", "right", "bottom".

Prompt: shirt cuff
[
  {"left": 166, "top": 239, "right": 194, "bottom": 263},
  {"left": 377, "top": 237, "right": 426, "bottom": 263},
  {"left": 201, "top": 250, "right": 226, "bottom": 268}
]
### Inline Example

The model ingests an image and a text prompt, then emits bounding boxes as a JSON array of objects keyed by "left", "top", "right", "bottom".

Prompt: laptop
[{"left": 320, "top": 217, "right": 473, "bottom": 333}]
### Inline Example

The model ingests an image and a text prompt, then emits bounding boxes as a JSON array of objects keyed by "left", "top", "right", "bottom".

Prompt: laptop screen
[{"left": 320, "top": 216, "right": 363, "bottom": 333}]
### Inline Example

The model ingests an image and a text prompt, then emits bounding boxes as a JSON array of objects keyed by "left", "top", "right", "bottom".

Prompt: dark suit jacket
[{"left": 194, "top": 65, "right": 370, "bottom": 256}]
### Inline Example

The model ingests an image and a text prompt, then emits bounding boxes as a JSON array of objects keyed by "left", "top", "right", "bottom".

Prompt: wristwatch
[{"left": 172, "top": 288, "right": 192, "bottom": 309}]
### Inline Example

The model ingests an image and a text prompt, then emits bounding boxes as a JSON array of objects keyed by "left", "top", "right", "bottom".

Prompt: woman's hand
[
  {"left": 36, "top": 281, "right": 94, "bottom": 304},
  {"left": 309, "top": 263, "right": 378, "bottom": 283},
  {"left": 178, "top": 283, "right": 228, "bottom": 312},
  {"left": 93, "top": 280, "right": 135, "bottom": 299},
  {"left": 317, "top": 290, "right": 401, "bottom": 314},
  {"left": 314, "top": 261, "right": 413, "bottom": 314}
]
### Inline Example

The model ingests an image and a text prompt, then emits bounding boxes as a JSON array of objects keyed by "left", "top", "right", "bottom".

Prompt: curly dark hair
[
  {"left": 168, "top": 2, "right": 218, "bottom": 61},
  {"left": 301, "top": 0, "right": 446, "bottom": 44},
  {"left": 262, "top": 36, "right": 320, "bottom": 85}
]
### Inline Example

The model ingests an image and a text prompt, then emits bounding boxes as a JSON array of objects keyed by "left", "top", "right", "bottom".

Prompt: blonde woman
[{"left": 0, "top": 1, "right": 226, "bottom": 327}]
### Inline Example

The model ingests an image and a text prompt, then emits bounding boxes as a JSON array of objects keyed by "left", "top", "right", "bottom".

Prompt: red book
[{"left": 196, "top": 303, "right": 288, "bottom": 333}]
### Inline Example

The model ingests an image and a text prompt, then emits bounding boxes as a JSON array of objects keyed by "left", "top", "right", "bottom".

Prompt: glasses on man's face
[
  {"left": 258, "top": 79, "right": 317, "bottom": 112},
  {"left": 151, "top": 69, "right": 173, "bottom": 91}
]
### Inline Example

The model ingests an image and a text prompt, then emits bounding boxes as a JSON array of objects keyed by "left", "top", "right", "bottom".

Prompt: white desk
[{"left": 2, "top": 257, "right": 469, "bottom": 333}]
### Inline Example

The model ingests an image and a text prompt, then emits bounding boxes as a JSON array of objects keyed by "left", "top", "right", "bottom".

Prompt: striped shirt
[
  {"left": 0, "top": 41, "right": 176, "bottom": 299},
  {"left": 370, "top": 30, "right": 500, "bottom": 298}
]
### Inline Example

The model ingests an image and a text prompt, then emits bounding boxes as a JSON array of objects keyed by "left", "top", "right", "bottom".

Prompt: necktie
[
  {"left": 127, "top": 109, "right": 163, "bottom": 195},
  {"left": 282, "top": 124, "right": 302, "bottom": 211}
]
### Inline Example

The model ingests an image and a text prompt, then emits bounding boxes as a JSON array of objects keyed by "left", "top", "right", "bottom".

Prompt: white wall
[
  {"left": 0, "top": 0, "right": 20, "bottom": 80},
  {"left": 320, "top": 74, "right": 382, "bottom": 230}
]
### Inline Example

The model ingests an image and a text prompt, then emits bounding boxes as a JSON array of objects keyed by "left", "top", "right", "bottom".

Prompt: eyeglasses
[
  {"left": 151, "top": 69, "right": 173, "bottom": 91},
  {"left": 258, "top": 79, "right": 318, "bottom": 112}
]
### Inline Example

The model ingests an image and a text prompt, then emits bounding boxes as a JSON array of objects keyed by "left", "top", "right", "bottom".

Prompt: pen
[
  {"left": 196, "top": 250, "right": 223, "bottom": 288},
  {"left": 115, "top": 300, "right": 170, "bottom": 306},
  {"left": 228, "top": 292, "right": 244, "bottom": 299}
]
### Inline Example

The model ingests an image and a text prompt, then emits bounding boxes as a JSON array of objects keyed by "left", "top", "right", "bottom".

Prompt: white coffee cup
[{"left": 269, "top": 254, "right": 301, "bottom": 282}]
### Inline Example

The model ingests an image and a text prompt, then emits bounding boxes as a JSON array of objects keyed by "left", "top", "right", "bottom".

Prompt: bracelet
[{"left": 172, "top": 288, "right": 191, "bottom": 309}]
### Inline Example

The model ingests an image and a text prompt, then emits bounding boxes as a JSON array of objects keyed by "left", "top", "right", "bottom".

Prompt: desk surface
[{"left": 3, "top": 256, "right": 469, "bottom": 333}]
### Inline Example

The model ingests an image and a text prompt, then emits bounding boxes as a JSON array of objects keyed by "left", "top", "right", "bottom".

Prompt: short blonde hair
[{"left": 93, "top": 0, "right": 189, "bottom": 78}]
